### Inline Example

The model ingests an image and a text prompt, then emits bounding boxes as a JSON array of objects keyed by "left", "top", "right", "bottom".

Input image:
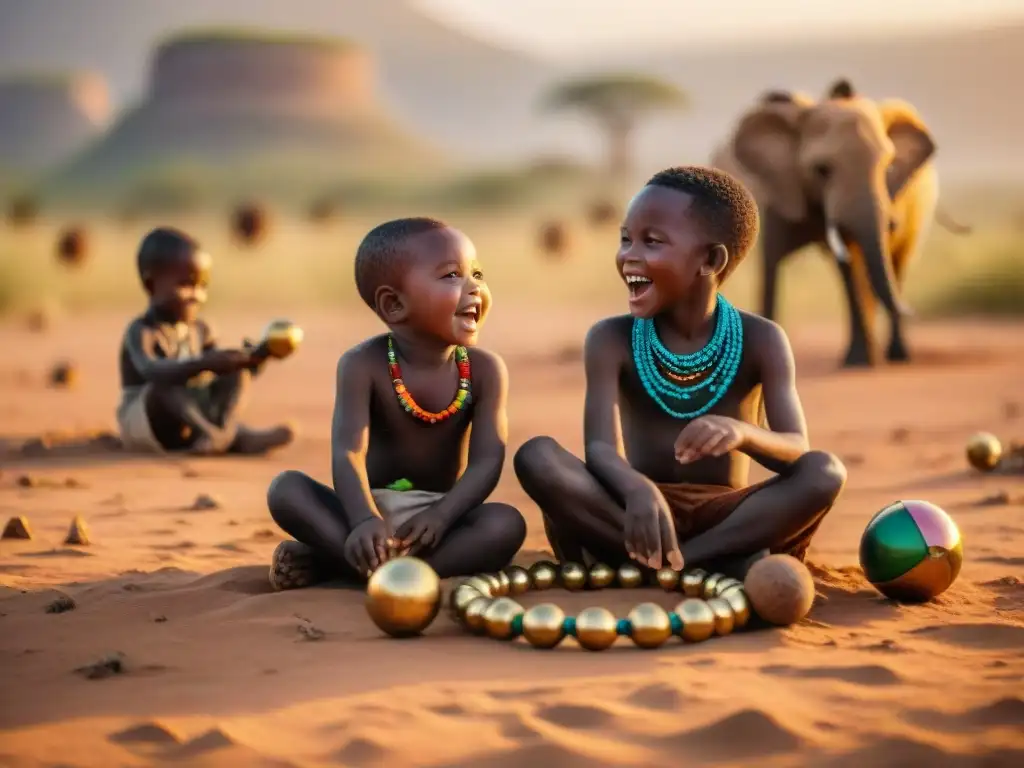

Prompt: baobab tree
[{"left": 541, "top": 73, "right": 687, "bottom": 179}]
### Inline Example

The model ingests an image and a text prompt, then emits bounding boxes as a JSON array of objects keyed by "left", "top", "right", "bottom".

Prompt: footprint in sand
[
  {"left": 659, "top": 709, "right": 806, "bottom": 761},
  {"left": 533, "top": 703, "right": 614, "bottom": 729},
  {"left": 625, "top": 682, "right": 685, "bottom": 711},
  {"left": 909, "top": 696, "right": 1024, "bottom": 732},
  {"left": 761, "top": 663, "right": 901, "bottom": 686},
  {"left": 330, "top": 736, "right": 390, "bottom": 766},
  {"left": 910, "top": 622, "right": 1024, "bottom": 649},
  {"left": 108, "top": 721, "right": 182, "bottom": 746}
]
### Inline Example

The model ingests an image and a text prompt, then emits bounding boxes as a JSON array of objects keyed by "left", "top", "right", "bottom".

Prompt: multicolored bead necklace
[
  {"left": 387, "top": 335, "right": 471, "bottom": 424},
  {"left": 632, "top": 294, "right": 744, "bottom": 419}
]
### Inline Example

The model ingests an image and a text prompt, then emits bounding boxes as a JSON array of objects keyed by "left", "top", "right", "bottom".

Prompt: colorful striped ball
[{"left": 859, "top": 500, "right": 963, "bottom": 603}]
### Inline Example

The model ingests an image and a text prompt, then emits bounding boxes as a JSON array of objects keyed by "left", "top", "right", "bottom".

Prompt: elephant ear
[
  {"left": 879, "top": 99, "right": 935, "bottom": 201},
  {"left": 732, "top": 107, "right": 807, "bottom": 222}
]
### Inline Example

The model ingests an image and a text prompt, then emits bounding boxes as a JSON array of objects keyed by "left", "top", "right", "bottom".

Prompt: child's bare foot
[
  {"left": 269, "top": 540, "right": 323, "bottom": 591},
  {"left": 187, "top": 431, "right": 234, "bottom": 456},
  {"left": 232, "top": 424, "right": 295, "bottom": 455}
]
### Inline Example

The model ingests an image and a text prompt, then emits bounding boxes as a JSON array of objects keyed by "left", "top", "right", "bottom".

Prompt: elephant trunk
[{"left": 827, "top": 191, "right": 911, "bottom": 319}]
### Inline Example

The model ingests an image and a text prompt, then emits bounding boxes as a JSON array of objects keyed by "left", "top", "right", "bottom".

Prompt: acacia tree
[{"left": 541, "top": 73, "right": 687, "bottom": 179}]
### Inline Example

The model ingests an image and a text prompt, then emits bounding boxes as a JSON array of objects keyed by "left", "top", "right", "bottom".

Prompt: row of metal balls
[{"left": 448, "top": 560, "right": 752, "bottom": 651}]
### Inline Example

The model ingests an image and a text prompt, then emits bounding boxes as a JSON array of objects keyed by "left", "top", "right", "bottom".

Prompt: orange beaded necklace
[{"left": 387, "top": 336, "right": 471, "bottom": 425}]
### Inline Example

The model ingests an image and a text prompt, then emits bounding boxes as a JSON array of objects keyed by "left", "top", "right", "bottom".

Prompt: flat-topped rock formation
[
  {"left": 0, "top": 72, "right": 110, "bottom": 181},
  {"left": 46, "top": 29, "right": 443, "bottom": 196}
]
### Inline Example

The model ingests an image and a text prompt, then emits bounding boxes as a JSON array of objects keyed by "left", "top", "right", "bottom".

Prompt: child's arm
[
  {"left": 583, "top": 319, "right": 683, "bottom": 570},
  {"left": 395, "top": 349, "right": 508, "bottom": 554},
  {"left": 123, "top": 320, "right": 248, "bottom": 386},
  {"left": 330, "top": 348, "right": 390, "bottom": 571},
  {"left": 675, "top": 321, "right": 808, "bottom": 474}
]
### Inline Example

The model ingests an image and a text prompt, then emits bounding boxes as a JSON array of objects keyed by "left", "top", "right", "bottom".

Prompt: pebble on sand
[
  {"left": 64, "top": 515, "right": 91, "bottom": 546},
  {"left": 49, "top": 361, "right": 78, "bottom": 389},
  {"left": 189, "top": 494, "right": 222, "bottom": 511},
  {"left": 1, "top": 516, "right": 33, "bottom": 540}
]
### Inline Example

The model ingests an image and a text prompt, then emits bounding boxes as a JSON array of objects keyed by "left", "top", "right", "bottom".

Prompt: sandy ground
[{"left": 1, "top": 305, "right": 1023, "bottom": 768}]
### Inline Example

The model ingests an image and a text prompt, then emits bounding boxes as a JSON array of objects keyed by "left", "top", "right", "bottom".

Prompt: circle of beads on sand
[
  {"left": 388, "top": 335, "right": 471, "bottom": 425},
  {"left": 447, "top": 561, "right": 752, "bottom": 650},
  {"left": 632, "top": 294, "right": 744, "bottom": 419}
]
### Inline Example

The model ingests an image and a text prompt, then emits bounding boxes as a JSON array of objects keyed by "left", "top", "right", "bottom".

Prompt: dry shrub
[
  {"left": 231, "top": 202, "right": 270, "bottom": 246},
  {"left": 308, "top": 197, "right": 340, "bottom": 224},
  {"left": 538, "top": 219, "right": 570, "bottom": 259},
  {"left": 7, "top": 196, "right": 39, "bottom": 227},
  {"left": 56, "top": 226, "right": 89, "bottom": 267},
  {"left": 586, "top": 199, "right": 619, "bottom": 227},
  {"left": 49, "top": 361, "right": 78, "bottom": 388}
]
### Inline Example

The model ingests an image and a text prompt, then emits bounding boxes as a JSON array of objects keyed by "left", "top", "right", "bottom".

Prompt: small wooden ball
[
  {"left": 744, "top": 555, "right": 815, "bottom": 626},
  {"left": 966, "top": 432, "right": 1002, "bottom": 472},
  {"left": 588, "top": 562, "right": 616, "bottom": 589}
]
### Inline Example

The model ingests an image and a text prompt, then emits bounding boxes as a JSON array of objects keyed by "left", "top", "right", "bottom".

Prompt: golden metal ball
[
  {"left": 656, "top": 567, "right": 681, "bottom": 591},
  {"left": 627, "top": 602, "right": 673, "bottom": 649},
  {"left": 674, "top": 598, "right": 716, "bottom": 643},
  {"left": 617, "top": 563, "right": 644, "bottom": 589},
  {"left": 461, "top": 576, "right": 496, "bottom": 598},
  {"left": 706, "top": 597, "right": 736, "bottom": 636},
  {"left": 477, "top": 573, "right": 504, "bottom": 596},
  {"left": 702, "top": 573, "right": 726, "bottom": 599},
  {"left": 521, "top": 603, "right": 567, "bottom": 649},
  {"left": 505, "top": 565, "right": 532, "bottom": 595},
  {"left": 721, "top": 587, "right": 751, "bottom": 629},
  {"left": 588, "top": 562, "right": 616, "bottom": 589},
  {"left": 261, "top": 319, "right": 304, "bottom": 360},
  {"left": 682, "top": 569, "right": 707, "bottom": 597},
  {"left": 713, "top": 577, "right": 743, "bottom": 597},
  {"left": 966, "top": 432, "right": 1002, "bottom": 472},
  {"left": 483, "top": 597, "right": 524, "bottom": 640},
  {"left": 574, "top": 607, "right": 619, "bottom": 651},
  {"left": 494, "top": 570, "right": 512, "bottom": 596},
  {"left": 529, "top": 561, "right": 558, "bottom": 590},
  {"left": 450, "top": 584, "right": 483, "bottom": 617},
  {"left": 560, "top": 562, "right": 588, "bottom": 591},
  {"left": 463, "top": 596, "right": 492, "bottom": 633},
  {"left": 365, "top": 556, "right": 442, "bottom": 638}
]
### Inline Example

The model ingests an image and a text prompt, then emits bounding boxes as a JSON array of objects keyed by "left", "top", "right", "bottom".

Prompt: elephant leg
[
  {"left": 885, "top": 245, "right": 912, "bottom": 363},
  {"left": 760, "top": 210, "right": 806, "bottom": 321},
  {"left": 839, "top": 249, "right": 881, "bottom": 367}
]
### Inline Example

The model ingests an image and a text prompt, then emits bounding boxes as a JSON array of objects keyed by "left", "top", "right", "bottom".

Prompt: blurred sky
[{"left": 425, "top": 0, "right": 1024, "bottom": 55}]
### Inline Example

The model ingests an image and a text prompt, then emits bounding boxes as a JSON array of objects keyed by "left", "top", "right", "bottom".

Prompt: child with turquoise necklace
[{"left": 515, "top": 166, "right": 847, "bottom": 576}]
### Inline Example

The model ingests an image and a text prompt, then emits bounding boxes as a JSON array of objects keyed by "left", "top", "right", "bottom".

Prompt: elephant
[{"left": 711, "top": 79, "right": 943, "bottom": 367}]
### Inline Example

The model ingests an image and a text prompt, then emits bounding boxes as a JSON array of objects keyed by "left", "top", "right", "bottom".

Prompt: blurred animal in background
[
  {"left": 6, "top": 195, "right": 39, "bottom": 228},
  {"left": 712, "top": 79, "right": 969, "bottom": 367},
  {"left": 231, "top": 202, "right": 270, "bottom": 248},
  {"left": 56, "top": 226, "right": 89, "bottom": 268},
  {"left": 538, "top": 219, "right": 570, "bottom": 260}
]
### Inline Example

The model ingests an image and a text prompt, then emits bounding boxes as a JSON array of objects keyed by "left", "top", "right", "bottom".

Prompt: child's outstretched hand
[
  {"left": 344, "top": 517, "right": 393, "bottom": 576},
  {"left": 394, "top": 508, "right": 452, "bottom": 557},
  {"left": 675, "top": 415, "right": 747, "bottom": 464}
]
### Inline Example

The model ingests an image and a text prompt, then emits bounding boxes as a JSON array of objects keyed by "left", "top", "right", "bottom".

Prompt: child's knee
[
  {"left": 266, "top": 469, "right": 310, "bottom": 512},
  {"left": 794, "top": 450, "right": 847, "bottom": 508},
  {"left": 481, "top": 503, "right": 528, "bottom": 551},
  {"left": 513, "top": 436, "right": 560, "bottom": 484}
]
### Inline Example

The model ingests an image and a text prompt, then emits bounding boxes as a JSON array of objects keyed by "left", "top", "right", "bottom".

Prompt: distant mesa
[
  {"left": 0, "top": 71, "right": 110, "bottom": 179},
  {"left": 46, "top": 28, "right": 444, "bottom": 195}
]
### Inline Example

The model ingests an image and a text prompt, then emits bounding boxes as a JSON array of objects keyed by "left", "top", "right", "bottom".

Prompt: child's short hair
[
  {"left": 136, "top": 227, "right": 200, "bottom": 290},
  {"left": 354, "top": 217, "right": 448, "bottom": 309},
  {"left": 646, "top": 166, "right": 760, "bottom": 279}
]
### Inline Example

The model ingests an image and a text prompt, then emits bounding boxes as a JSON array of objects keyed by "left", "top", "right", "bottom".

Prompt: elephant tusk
[{"left": 825, "top": 224, "right": 850, "bottom": 263}]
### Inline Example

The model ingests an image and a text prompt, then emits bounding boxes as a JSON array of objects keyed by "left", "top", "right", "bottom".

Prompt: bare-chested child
[
  {"left": 266, "top": 218, "right": 526, "bottom": 589},
  {"left": 514, "top": 167, "right": 847, "bottom": 577},
  {"left": 117, "top": 227, "right": 295, "bottom": 455}
]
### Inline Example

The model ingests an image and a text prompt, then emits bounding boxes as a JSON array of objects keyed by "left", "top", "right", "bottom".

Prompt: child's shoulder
[
  {"left": 584, "top": 315, "right": 633, "bottom": 358},
  {"left": 337, "top": 334, "right": 388, "bottom": 371},
  {"left": 738, "top": 309, "right": 793, "bottom": 372}
]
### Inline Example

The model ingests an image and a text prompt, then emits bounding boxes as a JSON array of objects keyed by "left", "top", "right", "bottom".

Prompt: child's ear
[
  {"left": 700, "top": 244, "right": 729, "bottom": 278},
  {"left": 374, "top": 286, "right": 408, "bottom": 324}
]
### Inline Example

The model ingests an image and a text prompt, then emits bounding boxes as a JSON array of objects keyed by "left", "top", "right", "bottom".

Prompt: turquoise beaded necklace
[{"left": 632, "top": 295, "right": 744, "bottom": 419}]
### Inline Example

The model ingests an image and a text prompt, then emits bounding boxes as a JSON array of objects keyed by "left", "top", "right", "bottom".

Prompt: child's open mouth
[
  {"left": 455, "top": 305, "right": 480, "bottom": 332},
  {"left": 625, "top": 274, "right": 653, "bottom": 301}
]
